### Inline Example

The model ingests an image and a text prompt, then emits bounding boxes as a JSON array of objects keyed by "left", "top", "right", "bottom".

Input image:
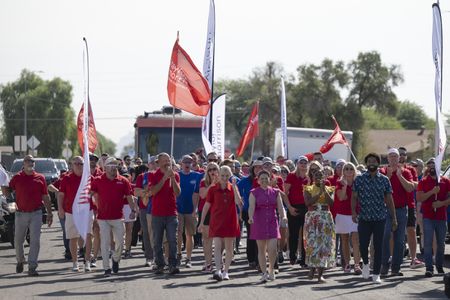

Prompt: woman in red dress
[{"left": 199, "top": 166, "right": 242, "bottom": 281}]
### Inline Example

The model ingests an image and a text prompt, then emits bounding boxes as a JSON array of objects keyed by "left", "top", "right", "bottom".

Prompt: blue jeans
[
  {"left": 152, "top": 215, "right": 178, "bottom": 268},
  {"left": 358, "top": 219, "right": 385, "bottom": 275},
  {"left": 382, "top": 207, "right": 407, "bottom": 272},
  {"left": 423, "top": 218, "right": 446, "bottom": 272}
]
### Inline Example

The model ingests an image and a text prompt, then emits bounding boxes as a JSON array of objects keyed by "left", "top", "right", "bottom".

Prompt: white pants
[{"left": 98, "top": 219, "right": 125, "bottom": 270}]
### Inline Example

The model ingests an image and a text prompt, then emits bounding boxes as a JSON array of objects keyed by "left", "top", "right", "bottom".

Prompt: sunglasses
[
  {"left": 208, "top": 168, "right": 218, "bottom": 172},
  {"left": 208, "top": 159, "right": 218, "bottom": 162},
  {"left": 344, "top": 167, "right": 354, "bottom": 171},
  {"left": 73, "top": 162, "right": 84, "bottom": 166},
  {"left": 24, "top": 159, "right": 35, "bottom": 163}
]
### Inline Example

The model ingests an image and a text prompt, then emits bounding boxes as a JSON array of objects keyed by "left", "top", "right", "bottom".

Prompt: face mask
[
  {"left": 367, "top": 165, "right": 378, "bottom": 172},
  {"left": 429, "top": 168, "right": 436, "bottom": 176}
]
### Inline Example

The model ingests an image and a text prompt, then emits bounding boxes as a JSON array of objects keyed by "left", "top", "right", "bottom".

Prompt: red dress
[{"left": 207, "top": 182, "right": 240, "bottom": 238}]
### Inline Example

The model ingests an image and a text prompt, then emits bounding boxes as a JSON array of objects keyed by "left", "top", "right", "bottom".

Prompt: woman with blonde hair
[
  {"left": 334, "top": 162, "right": 361, "bottom": 274},
  {"left": 198, "top": 162, "right": 220, "bottom": 273}
]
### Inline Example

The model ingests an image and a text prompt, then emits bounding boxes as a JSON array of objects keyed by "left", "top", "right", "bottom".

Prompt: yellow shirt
[{"left": 304, "top": 184, "right": 335, "bottom": 205}]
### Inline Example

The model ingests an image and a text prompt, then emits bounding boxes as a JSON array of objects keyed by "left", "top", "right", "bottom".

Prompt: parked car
[{"left": 54, "top": 159, "right": 69, "bottom": 173}]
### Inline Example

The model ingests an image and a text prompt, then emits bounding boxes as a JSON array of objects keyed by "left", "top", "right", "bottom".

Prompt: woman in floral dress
[{"left": 304, "top": 162, "right": 335, "bottom": 283}]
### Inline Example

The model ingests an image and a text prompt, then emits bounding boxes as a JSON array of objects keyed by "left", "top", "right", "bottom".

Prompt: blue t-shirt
[
  {"left": 237, "top": 176, "right": 253, "bottom": 212},
  {"left": 353, "top": 171, "right": 392, "bottom": 221},
  {"left": 177, "top": 171, "right": 202, "bottom": 214},
  {"left": 142, "top": 172, "right": 153, "bottom": 214}
]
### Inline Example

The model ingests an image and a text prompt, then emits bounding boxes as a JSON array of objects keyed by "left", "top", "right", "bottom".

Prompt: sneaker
[
  {"left": 16, "top": 262, "right": 24, "bottom": 273},
  {"left": 362, "top": 264, "right": 370, "bottom": 279},
  {"left": 425, "top": 270, "right": 433, "bottom": 278},
  {"left": 372, "top": 274, "right": 381, "bottom": 284},
  {"left": 222, "top": 272, "right": 230, "bottom": 280},
  {"left": 64, "top": 251, "right": 72, "bottom": 260},
  {"left": 90, "top": 258, "right": 97, "bottom": 268},
  {"left": 185, "top": 259, "right": 192, "bottom": 268},
  {"left": 145, "top": 259, "right": 153, "bottom": 267},
  {"left": 437, "top": 267, "right": 445, "bottom": 274},
  {"left": 344, "top": 265, "right": 351, "bottom": 273},
  {"left": 354, "top": 265, "right": 362, "bottom": 275},
  {"left": 202, "top": 264, "right": 212, "bottom": 273},
  {"left": 176, "top": 253, "right": 182, "bottom": 267},
  {"left": 391, "top": 271, "right": 404, "bottom": 277},
  {"left": 410, "top": 258, "right": 425, "bottom": 269},
  {"left": 213, "top": 271, "right": 223, "bottom": 281},
  {"left": 112, "top": 259, "right": 119, "bottom": 274},
  {"left": 268, "top": 273, "right": 276, "bottom": 281},
  {"left": 380, "top": 264, "right": 389, "bottom": 277},
  {"left": 278, "top": 252, "right": 284, "bottom": 264},
  {"left": 104, "top": 269, "right": 112, "bottom": 277},
  {"left": 123, "top": 250, "right": 131, "bottom": 259},
  {"left": 84, "top": 262, "right": 91, "bottom": 272},
  {"left": 169, "top": 266, "right": 180, "bottom": 275},
  {"left": 72, "top": 263, "right": 79, "bottom": 272},
  {"left": 154, "top": 266, "right": 165, "bottom": 274},
  {"left": 259, "top": 272, "right": 267, "bottom": 282},
  {"left": 28, "top": 268, "right": 39, "bottom": 277}
]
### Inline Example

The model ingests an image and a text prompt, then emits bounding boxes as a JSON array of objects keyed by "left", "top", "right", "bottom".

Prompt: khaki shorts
[
  {"left": 178, "top": 214, "right": 197, "bottom": 236},
  {"left": 65, "top": 211, "right": 94, "bottom": 239}
]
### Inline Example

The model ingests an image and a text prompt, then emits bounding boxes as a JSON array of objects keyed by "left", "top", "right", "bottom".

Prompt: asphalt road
[{"left": 0, "top": 212, "right": 448, "bottom": 300}]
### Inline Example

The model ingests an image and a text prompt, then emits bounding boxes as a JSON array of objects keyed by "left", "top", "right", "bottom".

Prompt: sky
[{"left": 0, "top": 0, "right": 447, "bottom": 154}]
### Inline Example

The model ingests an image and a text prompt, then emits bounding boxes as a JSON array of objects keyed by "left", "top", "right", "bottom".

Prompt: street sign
[
  {"left": 27, "top": 135, "right": 40, "bottom": 149},
  {"left": 62, "top": 148, "right": 72, "bottom": 160},
  {"left": 14, "top": 135, "right": 27, "bottom": 152}
]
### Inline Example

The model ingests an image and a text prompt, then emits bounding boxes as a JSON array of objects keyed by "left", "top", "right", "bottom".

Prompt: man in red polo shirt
[
  {"left": 379, "top": 148, "right": 415, "bottom": 276},
  {"left": 58, "top": 156, "right": 94, "bottom": 272},
  {"left": 149, "top": 152, "right": 181, "bottom": 275},
  {"left": 4, "top": 155, "right": 53, "bottom": 276},
  {"left": 91, "top": 157, "right": 136, "bottom": 277},
  {"left": 417, "top": 158, "right": 450, "bottom": 277}
]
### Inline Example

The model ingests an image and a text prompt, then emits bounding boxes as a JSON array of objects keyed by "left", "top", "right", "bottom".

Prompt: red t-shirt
[
  {"left": 252, "top": 175, "right": 284, "bottom": 191},
  {"left": 91, "top": 167, "right": 103, "bottom": 177},
  {"left": 405, "top": 165, "right": 418, "bottom": 209},
  {"left": 380, "top": 167, "right": 413, "bottom": 208},
  {"left": 90, "top": 173, "right": 132, "bottom": 220},
  {"left": 60, "top": 172, "right": 81, "bottom": 214},
  {"left": 417, "top": 176, "right": 450, "bottom": 220},
  {"left": 198, "top": 180, "right": 207, "bottom": 212},
  {"left": 135, "top": 172, "right": 150, "bottom": 210},
  {"left": 149, "top": 168, "right": 180, "bottom": 217},
  {"left": 327, "top": 174, "right": 340, "bottom": 187},
  {"left": 206, "top": 182, "right": 240, "bottom": 238},
  {"left": 9, "top": 171, "right": 48, "bottom": 212},
  {"left": 333, "top": 180, "right": 353, "bottom": 215},
  {"left": 285, "top": 172, "right": 308, "bottom": 205}
]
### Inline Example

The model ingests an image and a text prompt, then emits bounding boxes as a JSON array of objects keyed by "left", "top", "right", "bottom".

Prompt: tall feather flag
[
  {"left": 77, "top": 98, "right": 98, "bottom": 153},
  {"left": 167, "top": 36, "right": 211, "bottom": 116},
  {"left": 201, "top": 0, "right": 215, "bottom": 154},
  {"left": 236, "top": 101, "right": 259, "bottom": 157},
  {"left": 73, "top": 38, "right": 96, "bottom": 243},
  {"left": 280, "top": 77, "right": 288, "bottom": 158},
  {"left": 432, "top": 2, "right": 447, "bottom": 181}
]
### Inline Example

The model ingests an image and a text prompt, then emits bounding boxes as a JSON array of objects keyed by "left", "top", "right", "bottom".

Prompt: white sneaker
[
  {"left": 222, "top": 272, "right": 230, "bottom": 280},
  {"left": 372, "top": 274, "right": 381, "bottom": 284},
  {"left": 362, "top": 264, "right": 370, "bottom": 279},
  {"left": 260, "top": 272, "right": 267, "bottom": 282},
  {"left": 84, "top": 262, "right": 91, "bottom": 272},
  {"left": 72, "top": 263, "right": 79, "bottom": 272},
  {"left": 268, "top": 273, "right": 275, "bottom": 281}
]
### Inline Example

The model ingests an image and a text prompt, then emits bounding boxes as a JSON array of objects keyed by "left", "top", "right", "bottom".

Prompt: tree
[
  {"left": 0, "top": 70, "right": 75, "bottom": 157},
  {"left": 397, "top": 101, "right": 434, "bottom": 129}
]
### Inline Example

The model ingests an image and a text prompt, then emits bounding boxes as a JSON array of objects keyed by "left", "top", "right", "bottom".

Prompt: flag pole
[
  {"left": 170, "top": 105, "right": 175, "bottom": 161},
  {"left": 250, "top": 138, "right": 255, "bottom": 160},
  {"left": 208, "top": 0, "right": 216, "bottom": 144},
  {"left": 347, "top": 144, "right": 359, "bottom": 165}
]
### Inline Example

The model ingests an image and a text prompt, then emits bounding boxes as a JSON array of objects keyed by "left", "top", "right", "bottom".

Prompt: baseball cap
[
  {"left": 411, "top": 158, "right": 424, "bottom": 166},
  {"left": 388, "top": 148, "right": 399, "bottom": 156},
  {"left": 89, "top": 153, "right": 99, "bottom": 162},
  {"left": 297, "top": 155, "right": 309, "bottom": 163},
  {"left": 336, "top": 159, "right": 346, "bottom": 166},
  {"left": 426, "top": 157, "right": 435, "bottom": 165},
  {"left": 104, "top": 157, "right": 120, "bottom": 166},
  {"left": 262, "top": 157, "right": 274, "bottom": 165},
  {"left": 252, "top": 160, "right": 264, "bottom": 166},
  {"left": 181, "top": 155, "right": 193, "bottom": 163},
  {"left": 148, "top": 156, "right": 157, "bottom": 163}
]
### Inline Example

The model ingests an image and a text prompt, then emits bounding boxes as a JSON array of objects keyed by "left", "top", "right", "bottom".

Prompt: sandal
[{"left": 354, "top": 265, "right": 362, "bottom": 275}]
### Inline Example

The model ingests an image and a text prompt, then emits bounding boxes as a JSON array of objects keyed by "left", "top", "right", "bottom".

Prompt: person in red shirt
[
  {"left": 4, "top": 155, "right": 53, "bottom": 276},
  {"left": 334, "top": 162, "right": 361, "bottom": 275},
  {"left": 90, "top": 157, "right": 136, "bottom": 277},
  {"left": 148, "top": 152, "right": 181, "bottom": 275},
  {"left": 57, "top": 156, "right": 94, "bottom": 272},
  {"left": 379, "top": 148, "right": 415, "bottom": 276},
  {"left": 199, "top": 166, "right": 242, "bottom": 281},
  {"left": 417, "top": 158, "right": 450, "bottom": 277},
  {"left": 284, "top": 155, "right": 309, "bottom": 266}
]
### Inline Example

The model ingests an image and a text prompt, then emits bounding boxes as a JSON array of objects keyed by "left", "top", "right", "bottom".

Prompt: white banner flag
[
  {"left": 280, "top": 77, "right": 288, "bottom": 158},
  {"left": 72, "top": 40, "right": 93, "bottom": 243},
  {"left": 202, "top": 0, "right": 215, "bottom": 154},
  {"left": 432, "top": 3, "right": 446, "bottom": 181},
  {"left": 212, "top": 94, "right": 225, "bottom": 159}
]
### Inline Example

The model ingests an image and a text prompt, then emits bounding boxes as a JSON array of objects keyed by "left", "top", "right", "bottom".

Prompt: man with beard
[
  {"left": 417, "top": 158, "right": 450, "bottom": 277},
  {"left": 379, "top": 148, "right": 415, "bottom": 277},
  {"left": 352, "top": 153, "right": 397, "bottom": 284}
]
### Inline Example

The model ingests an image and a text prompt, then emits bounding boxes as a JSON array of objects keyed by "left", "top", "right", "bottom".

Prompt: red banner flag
[
  {"left": 305, "top": 116, "right": 348, "bottom": 160},
  {"left": 167, "top": 37, "right": 211, "bottom": 116},
  {"left": 77, "top": 99, "right": 98, "bottom": 154},
  {"left": 236, "top": 102, "right": 259, "bottom": 157}
]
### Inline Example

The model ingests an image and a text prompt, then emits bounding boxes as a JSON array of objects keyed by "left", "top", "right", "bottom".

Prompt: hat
[
  {"left": 388, "top": 148, "right": 399, "bottom": 156},
  {"left": 148, "top": 156, "right": 157, "bottom": 163},
  {"left": 104, "top": 157, "right": 120, "bottom": 166},
  {"left": 411, "top": 158, "right": 423, "bottom": 166},
  {"left": 262, "top": 157, "right": 274, "bottom": 165},
  {"left": 234, "top": 161, "right": 241, "bottom": 168},
  {"left": 252, "top": 160, "right": 264, "bottom": 166},
  {"left": 272, "top": 166, "right": 281, "bottom": 172},
  {"left": 297, "top": 155, "right": 309, "bottom": 163},
  {"left": 181, "top": 155, "right": 193, "bottom": 163},
  {"left": 89, "top": 153, "right": 99, "bottom": 162},
  {"left": 336, "top": 159, "right": 346, "bottom": 166},
  {"left": 426, "top": 157, "right": 435, "bottom": 165}
]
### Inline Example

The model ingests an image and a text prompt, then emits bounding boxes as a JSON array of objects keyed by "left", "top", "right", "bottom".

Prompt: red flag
[
  {"left": 305, "top": 116, "right": 348, "bottom": 159},
  {"left": 77, "top": 99, "right": 98, "bottom": 154},
  {"left": 236, "top": 102, "right": 259, "bottom": 157},
  {"left": 167, "top": 37, "right": 211, "bottom": 116}
]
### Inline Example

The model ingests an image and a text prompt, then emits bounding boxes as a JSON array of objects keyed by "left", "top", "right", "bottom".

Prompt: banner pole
[
  {"left": 347, "top": 144, "right": 359, "bottom": 165},
  {"left": 250, "top": 138, "right": 255, "bottom": 161}
]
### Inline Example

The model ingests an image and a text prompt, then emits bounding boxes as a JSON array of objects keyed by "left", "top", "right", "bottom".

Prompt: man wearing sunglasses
[{"left": 5, "top": 155, "right": 53, "bottom": 276}]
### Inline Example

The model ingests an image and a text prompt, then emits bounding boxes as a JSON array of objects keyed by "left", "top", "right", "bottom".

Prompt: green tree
[{"left": 397, "top": 100, "right": 434, "bottom": 129}]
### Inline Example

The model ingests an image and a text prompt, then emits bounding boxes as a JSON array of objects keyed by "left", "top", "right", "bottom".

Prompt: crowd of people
[{"left": 3, "top": 146, "right": 450, "bottom": 284}]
